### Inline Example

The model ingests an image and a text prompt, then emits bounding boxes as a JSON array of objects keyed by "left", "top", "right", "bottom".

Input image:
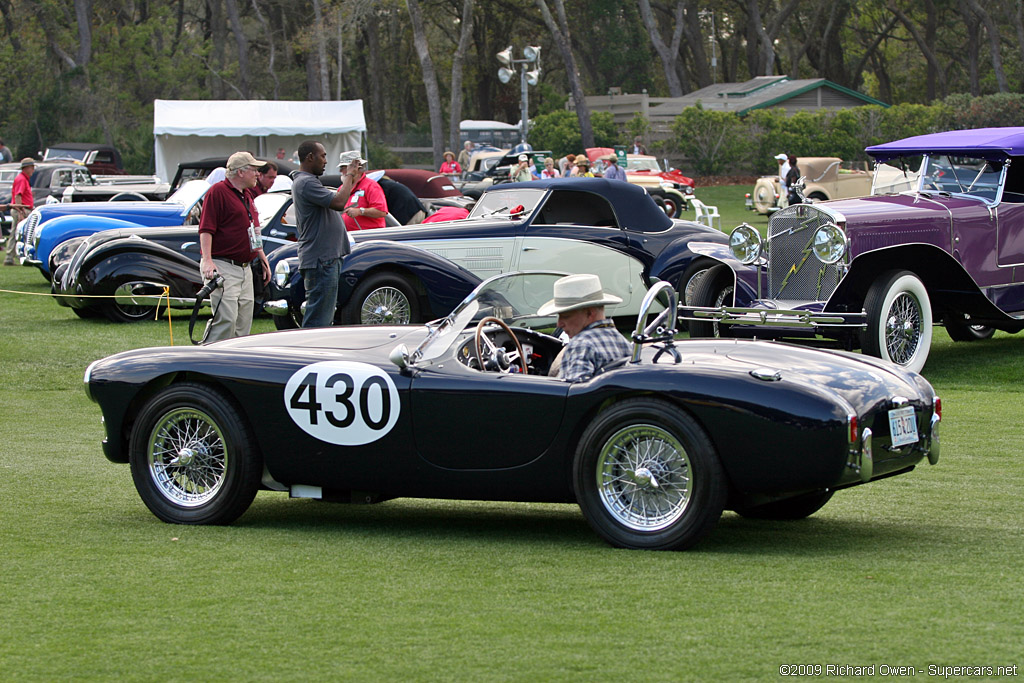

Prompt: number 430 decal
[{"left": 283, "top": 361, "right": 400, "bottom": 445}]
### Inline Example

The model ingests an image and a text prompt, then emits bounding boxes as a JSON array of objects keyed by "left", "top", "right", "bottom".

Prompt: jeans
[{"left": 301, "top": 257, "right": 342, "bottom": 328}]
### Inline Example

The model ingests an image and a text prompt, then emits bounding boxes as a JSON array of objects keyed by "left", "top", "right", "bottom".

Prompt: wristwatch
[{"left": 359, "top": 207, "right": 365, "bottom": 216}]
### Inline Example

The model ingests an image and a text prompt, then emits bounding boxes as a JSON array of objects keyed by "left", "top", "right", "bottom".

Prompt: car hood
[
  {"left": 35, "top": 200, "right": 186, "bottom": 222},
  {"left": 815, "top": 192, "right": 981, "bottom": 228}
]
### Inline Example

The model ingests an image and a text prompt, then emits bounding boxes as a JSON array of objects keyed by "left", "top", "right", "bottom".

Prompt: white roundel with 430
[{"left": 283, "top": 361, "right": 400, "bottom": 445}]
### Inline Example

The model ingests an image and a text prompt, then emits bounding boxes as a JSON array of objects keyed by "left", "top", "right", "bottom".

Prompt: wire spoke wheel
[
  {"left": 885, "top": 292, "right": 923, "bottom": 365},
  {"left": 146, "top": 407, "right": 228, "bottom": 507},
  {"left": 129, "top": 382, "right": 261, "bottom": 525},
  {"left": 862, "top": 270, "right": 932, "bottom": 372},
  {"left": 360, "top": 285, "right": 412, "bottom": 324},
  {"left": 596, "top": 424, "right": 691, "bottom": 531},
  {"left": 574, "top": 398, "right": 725, "bottom": 550}
]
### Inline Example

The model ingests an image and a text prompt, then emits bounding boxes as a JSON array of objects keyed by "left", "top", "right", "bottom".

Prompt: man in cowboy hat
[{"left": 538, "top": 273, "right": 631, "bottom": 382}]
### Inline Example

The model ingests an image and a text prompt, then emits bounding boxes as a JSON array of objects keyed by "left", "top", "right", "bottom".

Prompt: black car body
[
  {"left": 85, "top": 273, "right": 941, "bottom": 550},
  {"left": 265, "top": 178, "right": 728, "bottom": 328}
]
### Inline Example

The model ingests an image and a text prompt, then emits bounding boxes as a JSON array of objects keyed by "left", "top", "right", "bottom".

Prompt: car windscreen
[
  {"left": 922, "top": 155, "right": 1004, "bottom": 202},
  {"left": 44, "top": 148, "right": 88, "bottom": 162},
  {"left": 469, "top": 188, "right": 546, "bottom": 219}
]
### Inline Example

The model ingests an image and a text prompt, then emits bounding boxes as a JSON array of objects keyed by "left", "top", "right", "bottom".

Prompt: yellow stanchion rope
[{"left": 0, "top": 286, "right": 177, "bottom": 345}]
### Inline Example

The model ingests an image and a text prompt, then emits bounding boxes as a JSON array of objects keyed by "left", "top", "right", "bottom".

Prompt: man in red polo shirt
[
  {"left": 4, "top": 158, "right": 34, "bottom": 265},
  {"left": 198, "top": 151, "right": 271, "bottom": 343},
  {"left": 338, "top": 150, "right": 388, "bottom": 230}
]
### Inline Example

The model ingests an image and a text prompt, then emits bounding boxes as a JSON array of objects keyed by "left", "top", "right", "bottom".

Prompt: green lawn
[{"left": 1, "top": 208, "right": 1022, "bottom": 680}]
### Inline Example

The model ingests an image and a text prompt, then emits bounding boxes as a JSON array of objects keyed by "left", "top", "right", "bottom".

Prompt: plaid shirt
[{"left": 561, "top": 319, "right": 631, "bottom": 382}]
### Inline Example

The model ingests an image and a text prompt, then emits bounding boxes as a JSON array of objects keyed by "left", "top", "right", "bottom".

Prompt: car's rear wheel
[
  {"left": 862, "top": 270, "right": 932, "bottom": 372},
  {"left": 341, "top": 272, "right": 420, "bottom": 325},
  {"left": 734, "top": 489, "right": 834, "bottom": 520},
  {"left": 129, "top": 382, "right": 261, "bottom": 525},
  {"left": 944, "top": 320, "right": 995, "bottom": 342},
  {"left": 573, "top": 398, "right": 726, "bottom": 550},
  {"left": 687, "top": 264, "right": 733, "bottom": 338},
  {"left": 104, "top": 281, "right": 159, "bottom": 323}
]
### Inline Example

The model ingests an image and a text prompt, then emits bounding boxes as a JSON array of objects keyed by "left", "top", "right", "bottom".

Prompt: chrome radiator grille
[
  {"left": 767, "top": 205, "right": 843, "bottom": 300},
  {"left": 21, "top": 211, "right": 40, "bottom": 246}
]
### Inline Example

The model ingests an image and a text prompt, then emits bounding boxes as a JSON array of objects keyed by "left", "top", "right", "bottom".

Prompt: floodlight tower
[{"left": 497, "top": 45, "right": 541, "bottom": 144}]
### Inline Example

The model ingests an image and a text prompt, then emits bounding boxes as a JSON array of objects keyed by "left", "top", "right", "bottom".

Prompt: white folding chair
[{"left": 690, "top": 198, "right": 721, "bottom": 230}]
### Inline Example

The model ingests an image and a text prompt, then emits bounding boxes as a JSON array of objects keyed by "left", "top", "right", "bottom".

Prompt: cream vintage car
[{"left": 748, "top": 157, "right": 874, "bottom": 214}]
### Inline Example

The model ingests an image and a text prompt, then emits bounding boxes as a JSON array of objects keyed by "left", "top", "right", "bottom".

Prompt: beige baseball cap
[{"left": 226, "top": 151, "right": 266, "bottom": 172}]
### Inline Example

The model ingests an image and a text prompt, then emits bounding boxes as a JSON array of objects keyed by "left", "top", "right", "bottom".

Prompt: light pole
[
  {"left": 699, "top": 10, "right": 717, "bottom": 85},
  {"left": 497, "top": 45, "right": 541, "bottom": 144}
]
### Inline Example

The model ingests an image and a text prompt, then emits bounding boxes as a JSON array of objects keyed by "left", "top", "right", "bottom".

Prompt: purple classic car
[{"left": 682, "top": 127, "right": 1024, "bottom": 372}]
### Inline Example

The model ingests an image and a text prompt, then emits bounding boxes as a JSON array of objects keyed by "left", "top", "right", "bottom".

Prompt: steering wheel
[{"left": 474, "top": 316, "right": 527, "bottom": 374}]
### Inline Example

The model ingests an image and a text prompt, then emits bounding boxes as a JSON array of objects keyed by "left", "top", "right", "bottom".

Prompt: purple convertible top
[{"left": 866, "top": 127, "right": 1024, "bottom": 162}]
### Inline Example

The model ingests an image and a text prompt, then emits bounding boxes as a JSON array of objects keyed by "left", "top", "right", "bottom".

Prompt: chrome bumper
[{"left": 679, "top": 305, "right": 868, "bottom": 330}]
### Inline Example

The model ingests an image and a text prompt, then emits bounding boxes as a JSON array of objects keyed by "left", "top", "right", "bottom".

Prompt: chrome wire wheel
[
  {"left": 145, "top": 407, "right": 228, "bottom": 507},
  {"left": 885, "top": 292, "right": 923, "bottom": 365},
  {"left": 360, "top": 285, "right": 412, "bottom": 324},
  {"left": 595, "top": 424, "right": 692, "bottom": 532},
  {"left": 863, "top": 270, "right": 932, "bottom": 372}
]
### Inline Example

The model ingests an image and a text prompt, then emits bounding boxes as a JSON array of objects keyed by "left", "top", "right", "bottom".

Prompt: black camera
[{"left": 197, "top": 274, "right": 225, "bottom": 299}]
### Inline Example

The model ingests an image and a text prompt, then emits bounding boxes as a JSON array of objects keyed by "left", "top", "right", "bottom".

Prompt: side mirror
[{"left": 389, "top": 344, "right": 410, "bottom": 369}]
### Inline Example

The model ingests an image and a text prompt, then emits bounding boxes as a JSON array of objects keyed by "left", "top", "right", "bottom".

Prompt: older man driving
[{"left": 539, "top": 274, "right": 632, "bottom": 382}]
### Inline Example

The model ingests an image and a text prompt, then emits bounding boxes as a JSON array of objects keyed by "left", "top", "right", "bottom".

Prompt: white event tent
[{"left": 153, "top": 99, "right": 366, "bottom": 182}]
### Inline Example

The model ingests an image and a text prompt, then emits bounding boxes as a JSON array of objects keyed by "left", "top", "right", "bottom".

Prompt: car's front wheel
[
  {"left": 862, "top": 270, "right": 932, "bottom": 372},
  {"left": 341, "top": 272, "right": 420, "bottom": 325},
  {"left": 129, "top": 382, "right": 261, "bottom": 525},
  {"left": 687, "top": 264, "right": 734, "bottom": 338},
  {"left": 573, "top": 398, "right": 726, "bottom": 550}
]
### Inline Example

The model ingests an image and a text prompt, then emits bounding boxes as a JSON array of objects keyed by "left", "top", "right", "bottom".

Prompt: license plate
[{"left": 888, "top": 406, "right": 918, "bottom": 447}]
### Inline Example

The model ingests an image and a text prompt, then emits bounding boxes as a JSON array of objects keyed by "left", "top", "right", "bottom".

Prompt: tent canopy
[{"left": 153, "top": 99, "right": 366, "bottom": 182}]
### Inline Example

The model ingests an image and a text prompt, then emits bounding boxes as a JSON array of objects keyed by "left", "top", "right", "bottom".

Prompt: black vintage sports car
[
  {"left": 265, "top": 178, "right": 729, "bottom": 329},
  {"left": 53, "top": 191, "right": 480, "bottom": 323},
  {"left": 85, "top": 272, "right": 941, "bottom": 550}
]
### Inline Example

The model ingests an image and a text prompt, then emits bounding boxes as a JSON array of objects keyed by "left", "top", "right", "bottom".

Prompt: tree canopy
[{"left": 1, "top": 0, "right": 1021, "bottom": 173}]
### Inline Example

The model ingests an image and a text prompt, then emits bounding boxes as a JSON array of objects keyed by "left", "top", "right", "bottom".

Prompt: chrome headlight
[
  {"left": 812, "top": 222, "right": 847, "bottom": 265},
  {"left": 273, "top": 259, "right": 292, "bottom": 288},
  {"left": 729, "top": 223, "right": 762, "bottom": 265}
]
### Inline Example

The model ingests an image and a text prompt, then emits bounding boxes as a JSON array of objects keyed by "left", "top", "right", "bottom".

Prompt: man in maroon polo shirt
[{"left": 198, "top": 151, "right": 271, "bottom": 343}]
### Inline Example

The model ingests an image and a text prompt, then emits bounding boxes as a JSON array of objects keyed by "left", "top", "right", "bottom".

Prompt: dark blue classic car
[
  {"left": 683, "top": 127, "right": 1024, "bottom": 372},
  {"left": 266, "top": 178, "right": 728, "bottom": 328},
  {"left": 85, "top": 272, "right": 940, "bottom": 550},
  {"left": 53, "top": 191, "right": 478, "bottom": 323}
]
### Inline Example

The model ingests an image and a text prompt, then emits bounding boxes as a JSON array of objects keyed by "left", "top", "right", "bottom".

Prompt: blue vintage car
[
  {"left": 265, "top": 178, "right": 729, "bottom": 328},
  {"left": 15, "top": 180, "right": 210, "bottom": 279}
]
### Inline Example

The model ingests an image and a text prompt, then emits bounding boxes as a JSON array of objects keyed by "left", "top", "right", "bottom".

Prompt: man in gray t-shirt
[{"left": 291, "top": 140, "right": 357, "bottom": 328}]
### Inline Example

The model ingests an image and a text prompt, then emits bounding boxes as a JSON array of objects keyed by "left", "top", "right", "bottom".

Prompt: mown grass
[{"left": 2, "top": 199, "right": 1022, "bottom": 680}]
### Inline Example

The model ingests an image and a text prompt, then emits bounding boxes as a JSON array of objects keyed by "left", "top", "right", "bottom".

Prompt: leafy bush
[
  {"left": 529, "top": 110, "right": 618, "bottom": 156},
  {"left": 670, "top": 104, "right": 747, "bottom": 175}
]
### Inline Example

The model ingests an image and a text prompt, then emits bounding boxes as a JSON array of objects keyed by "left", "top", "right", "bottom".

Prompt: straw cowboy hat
[
  {"left": 538, "top": 274, "right": 622, "bottom": 316},
  {"left": 575, "top": 157, "right": 590, "bottom": 167},
  {"left": 443, "top": 150, "right": 456, "bottom": 160}
]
